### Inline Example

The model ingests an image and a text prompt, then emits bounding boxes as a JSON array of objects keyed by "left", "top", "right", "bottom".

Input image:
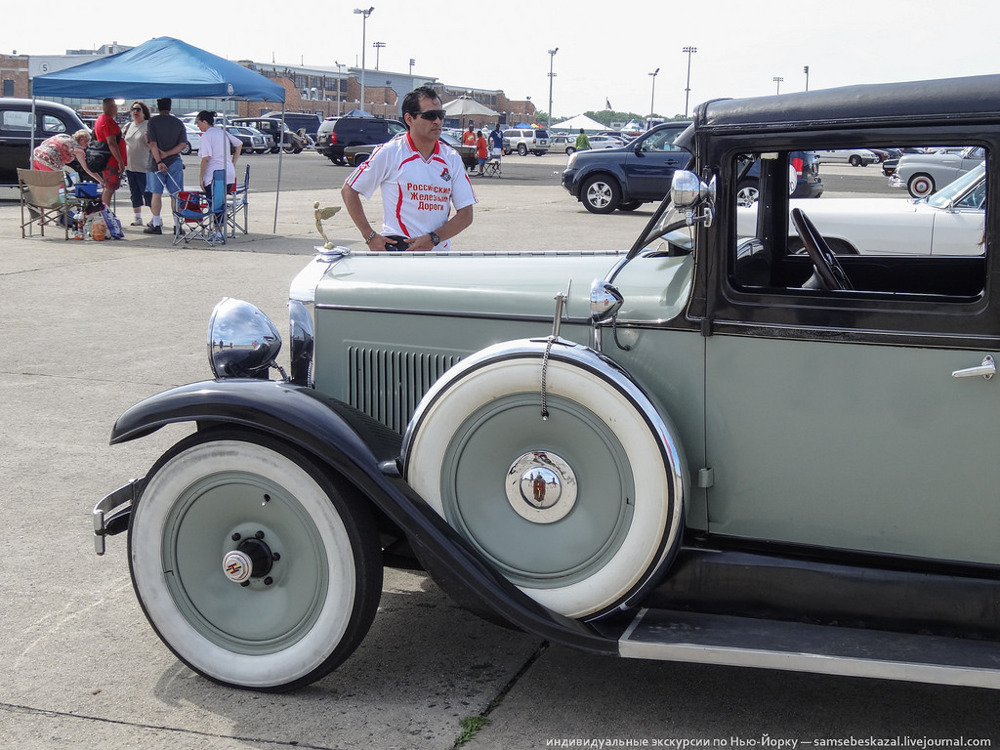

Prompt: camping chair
[
  {"left": 18, "top": 168, "right": 79, "bottom": 240},
  {"left": 173, "top": 170, "right": 227, "bottom": 246},
  {"left": 483, "top": 158, "right": 502, "bottom": 178},
  {"left": 226, "top": 164, "right": 250, "bottom": 237}
]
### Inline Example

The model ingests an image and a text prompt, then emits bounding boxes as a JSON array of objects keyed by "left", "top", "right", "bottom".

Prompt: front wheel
[
  {"left": 907, "top": 173, "right": 936, "bottom": 198},
  {"left": 618, "top": 200, "right": 642, "bottom": 212},
  {"left": 128, "top": 429, "right": 382, "bottom": 691},
  {"left": 581, "top": 175, "right": 621, "bottom": 214},
  {"left": 517, "top": 144, "right": 527, "bottom": 156},
  {"left": 735, "top": 179, "right": 760, "bottom": 207}
]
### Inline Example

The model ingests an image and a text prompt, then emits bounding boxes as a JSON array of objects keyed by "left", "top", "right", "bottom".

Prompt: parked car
[
  {"left": 262, "top": 111, "right": 321, "bottom": 139},
  {"left": 221, "top": 125, "right": 270, "bottom": 155},
  {"left": 734, "top": 151, "right": 824, "bottom": 206},
  {"left": 502, "top": 128, "right": 550, "bottom": 156},
  {"left": 231, "top": 117, "right": 307, "bottom": 154},
  {"left": 550, "top": 133, "right": 578, "bottom": 154},
  {"left": 343, "top": 132, "right": 477, "bottom": 170},
  {"left": 95, "top": 73, "right": 1000, "bottom": 694},
  {"left": 561, "top": 121, "right": 691, "bottom": 213},
  {"left": 588, "top": 134, "right": 625, "bottom": 150},
  {"left": 315, "top": 116, "right": 406, "bottom": 165},
  {"left": 182, "top": 123, "right": 201, "bottom": 154},
  {"left": 814, "top": 148, "right": 881, "bottom": 166},
  {"left": 0, "top": 98, "right": 87, "bottom": 186},
  {"left": 891, "top": 144, "right": 986, "bottom": 198},
  {"left": 738, "top": 162, "right": 985, "bottom": 255}
]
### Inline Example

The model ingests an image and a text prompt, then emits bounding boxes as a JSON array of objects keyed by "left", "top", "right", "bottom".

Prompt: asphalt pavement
[{"left": 1, "top": 179, "right": 998, "bottom": 750}]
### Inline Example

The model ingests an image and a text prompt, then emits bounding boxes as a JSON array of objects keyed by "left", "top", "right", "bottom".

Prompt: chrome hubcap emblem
[
  {"left": 222, "top": 550, "right": 253, "bottom": 583},
  {"left": 506, "top": 451, "right": 578, "bottom": 524}
]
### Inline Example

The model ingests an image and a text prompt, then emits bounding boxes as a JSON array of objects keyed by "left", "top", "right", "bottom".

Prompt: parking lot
[{"left": 2, "top": 173, "right": 998, "bottom": 749}]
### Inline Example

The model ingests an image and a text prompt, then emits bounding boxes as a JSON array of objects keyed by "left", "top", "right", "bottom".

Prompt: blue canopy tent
[{"left": 32, "top": 37, "right": 288, "bottom": 231}]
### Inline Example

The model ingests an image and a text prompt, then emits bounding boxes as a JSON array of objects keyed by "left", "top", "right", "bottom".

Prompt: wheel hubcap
[
  {"left": 223, "top": 535, "right": 275, "bottom": 584},
  {"left": 505, "top": 451, "right": 578, "bottom": 524}
]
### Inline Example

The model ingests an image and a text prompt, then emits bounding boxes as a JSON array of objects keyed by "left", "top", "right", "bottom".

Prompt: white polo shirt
[{"left": 345, "top": 132, "right": 477, "bottom": 250}]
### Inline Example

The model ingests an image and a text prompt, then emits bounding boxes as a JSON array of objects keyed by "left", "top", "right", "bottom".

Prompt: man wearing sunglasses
[{"left": 342, "top": 86, "right": 476, "bottom": 251}]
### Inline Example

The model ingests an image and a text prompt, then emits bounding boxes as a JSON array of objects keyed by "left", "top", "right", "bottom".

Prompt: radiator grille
[{"left": 348, "top": 346, "right": 462, "bottom": 434}]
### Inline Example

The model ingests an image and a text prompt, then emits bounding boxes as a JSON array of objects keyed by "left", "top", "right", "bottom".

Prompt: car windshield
[{"left": 926, "top": 163, "right": 987, "bottom": 209}]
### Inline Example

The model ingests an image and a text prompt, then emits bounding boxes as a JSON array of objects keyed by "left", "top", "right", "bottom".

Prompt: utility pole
[{"left": 683, "top": 46, "right": 697, "bottom": 118}]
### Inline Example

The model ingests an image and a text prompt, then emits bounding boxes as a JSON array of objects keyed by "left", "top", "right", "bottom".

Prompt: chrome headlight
[{"left": 207, "top": 298, "right": 282, "bottom": 379}]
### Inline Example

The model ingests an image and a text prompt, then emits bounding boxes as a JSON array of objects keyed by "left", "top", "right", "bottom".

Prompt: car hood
[{"left": 310, "top": 250, "right": 692, "bottom": 325}]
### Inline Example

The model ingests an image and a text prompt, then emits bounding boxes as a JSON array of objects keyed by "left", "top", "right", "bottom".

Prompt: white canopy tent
[{"left": 550, "top": 114, "right": 606, "bottom": 132}]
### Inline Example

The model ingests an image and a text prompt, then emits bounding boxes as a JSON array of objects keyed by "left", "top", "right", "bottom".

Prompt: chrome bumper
[
  {"left": 888, "top": 175, "right": 905, "bottom": 189},
  {"left": 93, "top": 478, "right": 144, "bottom": 555}
]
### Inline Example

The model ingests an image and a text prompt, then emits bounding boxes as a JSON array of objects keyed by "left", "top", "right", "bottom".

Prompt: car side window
[
  {"left": 1, "top": 109, "right": 33, "bottom": 131},
  {"left": 41, "top": 114, "right": 68, "bottom": 134},
  {"left": 640, "top": 129, "right": 681, "bottom": 153},
  {"left": 732, "top": 147, "right": 987, "bottom": 302}
]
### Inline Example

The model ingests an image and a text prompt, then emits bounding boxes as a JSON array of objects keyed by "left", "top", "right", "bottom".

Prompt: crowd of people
[
  {"left": 31, "top": 86, "right": 493, "bottom": 251},
  {"left": 29, "top": 97, "right": 242, "bottom": 239}
]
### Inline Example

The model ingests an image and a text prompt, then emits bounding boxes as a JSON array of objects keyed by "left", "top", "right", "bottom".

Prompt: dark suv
[
  {"left": 561, "top": 122, "right": 692, "bottom": 213},
  {"left": 736, "top": 151, "right": 824, "bottom": 205},
  {"left": 315, "top": 116, "right": 406, "bottom": 165},
  {"left": 0, "top": 99, "right": 87, "bottom": 186}
]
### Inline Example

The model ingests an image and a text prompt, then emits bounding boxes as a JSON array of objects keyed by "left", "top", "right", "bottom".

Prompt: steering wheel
[{"left": 790, "top": 208, "right": 853, "bottom": 291}]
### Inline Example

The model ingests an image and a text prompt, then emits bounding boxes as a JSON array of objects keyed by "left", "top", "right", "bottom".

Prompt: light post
[
  {"left": 773, "top": 76, "right": 784, "bottom": 94},
  {"left": 409, "top": 58, "right": 415, "bottom": 76},
  {"left": 683, "top": 46, "right": 697, "bottom": 118},
  {"left": 803, "top": 65, "right": 810, "bottom": 91},
  {"left": 334, "top": 60, "right": 345, "bottom": 117},
  {"left": 373, "top": 41, "right": 385, "bottom": 70},
  {"left": 649, "top": 67, "right": 660, "bottom": 117},
  {"left": 353, "top": 6, "right": 374, "bottom": 114},
  {"left": 547, "top": 48, "right": 558, "bottom": 125}
]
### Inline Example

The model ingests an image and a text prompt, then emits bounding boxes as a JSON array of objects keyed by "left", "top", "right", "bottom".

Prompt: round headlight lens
[{"left": 207, "top": 298, "right": 282, "bottom": 379}]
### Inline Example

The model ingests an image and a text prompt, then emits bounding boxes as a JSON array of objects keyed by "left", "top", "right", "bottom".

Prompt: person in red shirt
[
  {"left": 475, "top": 130, "right": 489, "bottom": 176},
  {"left": 94, "top": 98, "right": 125, "bottom": 209},
  {"left": 462, "top": 125, "right": 476, "bottom": 146}
]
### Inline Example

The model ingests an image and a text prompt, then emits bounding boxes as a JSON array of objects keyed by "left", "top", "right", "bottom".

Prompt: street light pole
[
  {"left": 354, "top": 6, "right": 374, "bottom": 113},
  {"left": 803, "top": 65, "right": 810, "bottom": 91},
  {"left": 547, "top": 48, "right": 558, "bottom": 125},
  {"left": 409, "top": 58, "right": 415, "bottom": 76},
  {"left": 649, "top": 67, "right": 660, "bottom": 117},
  {"left": 682, "top": 46, "right": 697, "bottom": 118},
  {"left": 334, "top": 60, "right": 345, "bottom": 117},
  {"left": 373, "top": 41, "right": 385, "bottom": 70},
  {"left": 773, "top": 76, "right": 784, "bottom": 94}
]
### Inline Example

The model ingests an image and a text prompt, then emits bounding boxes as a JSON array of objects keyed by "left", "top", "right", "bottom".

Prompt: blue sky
[{"left": 8, "top": 0, "right": 999, "bottom": 119}]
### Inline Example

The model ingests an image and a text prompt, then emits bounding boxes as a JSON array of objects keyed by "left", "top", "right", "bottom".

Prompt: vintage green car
[{"left": 95, "top": 73, "right": 1000, "bottom": 692}]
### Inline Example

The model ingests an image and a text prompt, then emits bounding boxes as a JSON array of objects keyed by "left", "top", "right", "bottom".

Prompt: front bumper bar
[{"left": 92, "top": 478, "right": 144, "bottom": 554}]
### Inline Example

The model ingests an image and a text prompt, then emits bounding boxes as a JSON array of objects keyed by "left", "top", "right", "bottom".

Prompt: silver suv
[{"left": 502, "top": 128, "right": 550, "bottom": 156}]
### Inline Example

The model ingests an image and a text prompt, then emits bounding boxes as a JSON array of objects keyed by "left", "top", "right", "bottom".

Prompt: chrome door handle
[{"left": 952, "top": 355, "right": 996, "bottom": 380}]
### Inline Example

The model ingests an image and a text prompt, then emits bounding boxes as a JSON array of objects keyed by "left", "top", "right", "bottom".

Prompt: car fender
[{"left": 110, "top": 378, "right": 614, "bottom": 655}]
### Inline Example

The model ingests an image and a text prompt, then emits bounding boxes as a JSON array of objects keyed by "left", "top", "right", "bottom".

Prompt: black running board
[{"left": 619, "top": 609, "right": 1000, "bottom": 689}]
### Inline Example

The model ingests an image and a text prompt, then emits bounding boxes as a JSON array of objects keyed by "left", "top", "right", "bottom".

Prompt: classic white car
[{"left": 739, "top": 163, "right": 986, "bottom": 256}]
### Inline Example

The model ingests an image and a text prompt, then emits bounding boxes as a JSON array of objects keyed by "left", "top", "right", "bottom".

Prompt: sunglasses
[
  {"left": 131, "top": 107, "right": 143, "bottom": 112},
  {"left": 414, "top": 109, "right": 446, "bottom": 121}
]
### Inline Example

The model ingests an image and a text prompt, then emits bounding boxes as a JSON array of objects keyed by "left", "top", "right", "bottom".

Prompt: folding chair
[
  {"left": 173, "top": 170, "right": 227, "bottom": 246},
  {"left": 483, "top": 158, "right": 502, "bottom": 178},
  {"left": 226, "top": 164, "right": 250, "bottom": 237},
  {"left": 18, "top": 168, "right": 79, "bottom": 239}
]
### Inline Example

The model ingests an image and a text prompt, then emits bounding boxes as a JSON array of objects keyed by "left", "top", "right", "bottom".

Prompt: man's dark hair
[
  {"left": 401, "top": 86, "right": 440, "bottom": 119},
  {"left": 156, "top": 98, "right": 172, "bottom": 112},
  {"left": 197, "top": 110, "right": 215, "bottom": 126}
]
